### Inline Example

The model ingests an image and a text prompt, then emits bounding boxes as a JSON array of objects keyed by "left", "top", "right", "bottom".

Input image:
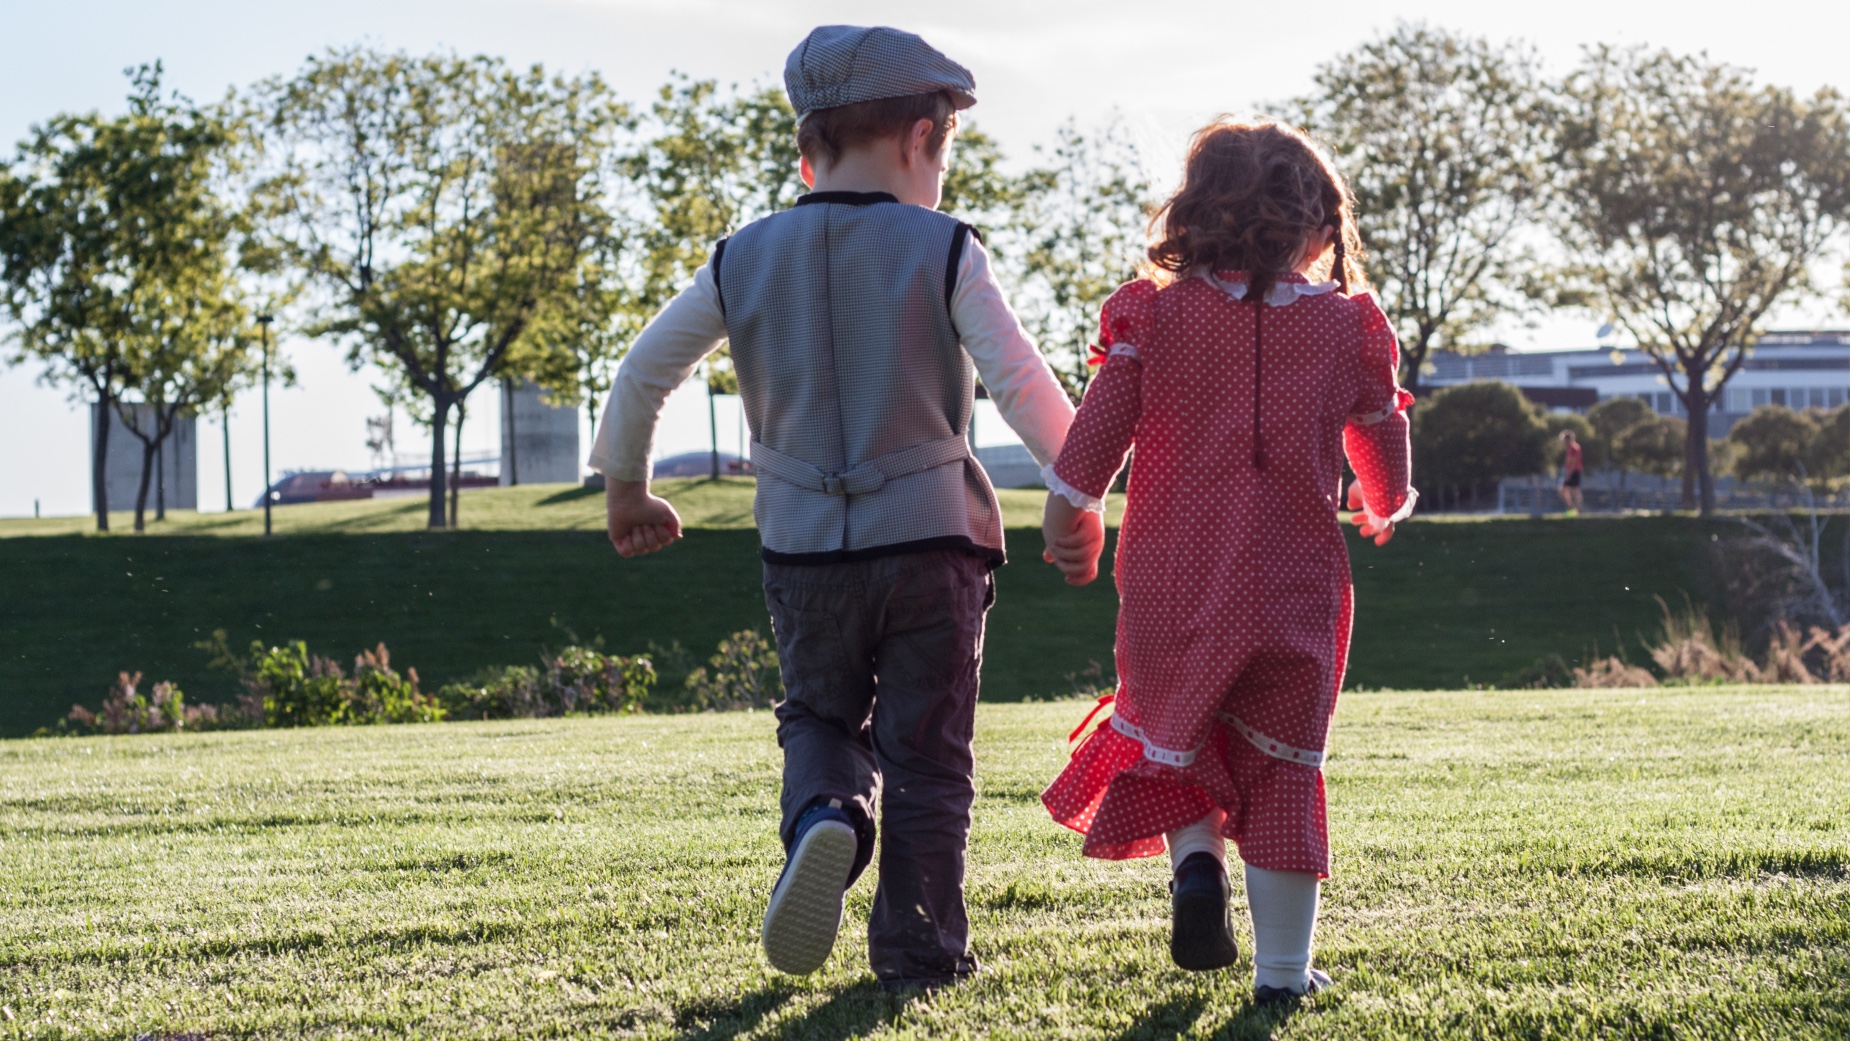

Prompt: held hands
[
  {"left": 1346, "top": 479, "right": 1395, "bottom": 546},
  {"left": 606, "top": 478, "right": 683, "bottom": 558},
  {"left": 1042, "top": 491, "right": 1106, "bottom": 586}
]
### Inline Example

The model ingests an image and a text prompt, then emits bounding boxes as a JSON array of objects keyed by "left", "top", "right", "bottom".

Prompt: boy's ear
[
  {"left": 800, "top": 154, "right": 815, "bottom": 188},
  {"left": 899, "top": 117, "right": 936, "bottom": 169}
]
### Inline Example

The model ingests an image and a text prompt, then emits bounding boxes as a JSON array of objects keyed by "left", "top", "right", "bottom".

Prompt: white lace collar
[{"left": 1198, "top": 271, "right": 1338, "bottom": 308}]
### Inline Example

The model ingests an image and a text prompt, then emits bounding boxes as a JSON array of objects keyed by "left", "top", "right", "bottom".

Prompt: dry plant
[{"left": 1570, "top": 656, "right": 1658, "bottom": 688}]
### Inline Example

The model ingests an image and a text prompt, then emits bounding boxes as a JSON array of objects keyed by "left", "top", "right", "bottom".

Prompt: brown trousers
[{"left": 764, "top": 549, "right": 994, "bottom": 983}]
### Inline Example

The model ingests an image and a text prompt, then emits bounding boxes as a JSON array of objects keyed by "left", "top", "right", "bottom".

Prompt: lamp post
[{"left": 259, "top": 314, "right": 274, "bottom": 537}]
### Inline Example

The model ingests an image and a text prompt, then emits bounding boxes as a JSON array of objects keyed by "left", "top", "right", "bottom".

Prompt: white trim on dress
[
  {"left": 1199, "top": 272, "right": 1339, "bottom": 308},
  {"left": 1042, "top": 464, "right": 1107, "bottom": 514},
  {"left": 1217, "top": 712, "right": 1326, "bottom": 768},
  {"left": 1110, "top": 712, "right": 1200, "bottom": 768}
]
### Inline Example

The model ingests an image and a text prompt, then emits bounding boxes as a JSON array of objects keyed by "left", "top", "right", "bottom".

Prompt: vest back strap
[{"left": 751, "top": 435, "right": 970, "bottom": 496}]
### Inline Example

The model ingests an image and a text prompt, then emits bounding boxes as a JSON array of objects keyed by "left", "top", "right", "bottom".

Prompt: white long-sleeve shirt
[{"left": 587, "top": 236, "right": 1075, "bottom": 482}]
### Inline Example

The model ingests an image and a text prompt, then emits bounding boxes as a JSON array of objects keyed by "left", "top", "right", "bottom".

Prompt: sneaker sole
[
  {"left": 1170, "top": 885, "right": 1240, "bottom": 972},
  {"left": 762, "top": 819, "right": 857, "bottom": 975}
]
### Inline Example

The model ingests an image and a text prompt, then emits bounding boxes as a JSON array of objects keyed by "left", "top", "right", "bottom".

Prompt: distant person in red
[{"left": 1558, "top": 430, "right": 1584, "bottom": 513}]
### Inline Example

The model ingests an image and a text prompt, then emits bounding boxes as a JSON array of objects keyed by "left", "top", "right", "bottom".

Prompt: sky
[{"left": 3, "top": 0, "right": 1848, "bottom": 518}]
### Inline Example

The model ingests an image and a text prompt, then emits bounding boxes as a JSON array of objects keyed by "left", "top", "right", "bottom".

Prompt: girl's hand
[
  {"left": 1043, "top": 491, "right": 1105, "bottom": 586},
  {"left": 1346, "top": 479, "right": 1395, "bottom": 547}
]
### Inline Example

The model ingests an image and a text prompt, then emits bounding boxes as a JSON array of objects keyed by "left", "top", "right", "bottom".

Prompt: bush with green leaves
[
  {"left": 197, "top": 631, "right": 444, "bottom": 727},
  {"left": 438, "top": 647, "right": 655, "bottom": 720},
  {"left": 67, "top": 672, "right": 219, "bottom": 734},
  {"left": 682, "top": 628, "right": 782, "bottom": 711}
]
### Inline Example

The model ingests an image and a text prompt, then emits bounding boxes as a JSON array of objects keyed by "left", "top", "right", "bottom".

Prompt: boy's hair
[
  {"left": 1147, "top": 119, "right": 1369, "bottom": 303},
  {"left": 796, "top": 90, "right": 958, "bottom": 170}
]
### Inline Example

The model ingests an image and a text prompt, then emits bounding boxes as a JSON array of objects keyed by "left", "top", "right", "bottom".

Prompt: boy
[{"left": 589, "top": 25, "right": 1085, "bottom": 989}]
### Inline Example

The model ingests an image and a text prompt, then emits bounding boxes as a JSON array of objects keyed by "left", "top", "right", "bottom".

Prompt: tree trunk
[
  {"left": 1682, "top": 377, "right": 1713, "bottom": 515},
  {"left": 133, "top": 436, "right": 157, "bottom": 534},
  {"left": 156, "top": 434, "right": 166, "bottom": 522},
  {"left": 427, "top": 397, "right": 450, "bottom": 530},
  {"left": 92, "top": 394, "right": 112, "bottom": 533},
  {"left": 450, "top": 401, "right": 465, "bottom": 528}
]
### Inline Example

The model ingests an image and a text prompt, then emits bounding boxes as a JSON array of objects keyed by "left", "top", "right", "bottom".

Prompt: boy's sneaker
[
  {"left": 762, "top": 802, "right": 858, "bottom": 975},
  {"left": 1169, "top": 851, "right": 1240, "bottom": 971},
  {"left": 1254, "top": 968, "right": 1332, "bottom": 1006}
]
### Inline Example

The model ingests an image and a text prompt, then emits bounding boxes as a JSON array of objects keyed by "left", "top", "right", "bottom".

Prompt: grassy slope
[
  {"left": 1, "top": 689, "right": 1845, "bottom": 1039},
  {"left": 0, "top": 480, "right": 1717, "bottom": 735}
]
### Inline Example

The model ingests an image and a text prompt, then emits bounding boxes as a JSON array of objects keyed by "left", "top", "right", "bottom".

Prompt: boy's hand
[
  {"left": 1346, "top": 479, "right": 1395, "bottom": 546},
  {"left": 606, "top": 478, "right": 683, "bottom": 558},
  {"left": 1043, "top": 491, "right": 1105, "bottom": 586}
]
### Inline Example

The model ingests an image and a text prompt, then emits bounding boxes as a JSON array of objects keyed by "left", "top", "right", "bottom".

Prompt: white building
[
  {"left": 1423, "top": 330, "right": 1850, "bottom": 431},
  {"left": 91, "top": 402, "right": 196, "bottom": 513},
  {"left": 498, "top": 379, "right": 580, "bottom": 485}
]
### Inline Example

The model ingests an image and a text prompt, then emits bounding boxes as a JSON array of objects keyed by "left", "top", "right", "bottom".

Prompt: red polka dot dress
[{"left": 1040, "top": 272, "right": 1415, "bottom": 877}]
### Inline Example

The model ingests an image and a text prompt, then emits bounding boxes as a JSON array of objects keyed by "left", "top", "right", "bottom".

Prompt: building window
[
  {"left": 1772, "top": 388, "right": 1787, "bottom": 406},
  {"left": 1752, "top": 388, "right": 1769, "bottom": 408},
  {"left": 1830, "top": 387, "right": 1846, "bottom": 408}
]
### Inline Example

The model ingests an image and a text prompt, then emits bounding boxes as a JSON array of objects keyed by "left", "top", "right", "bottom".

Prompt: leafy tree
[
  {"left": 1297, "top": 24, "right": 1549, "bottom": 394},
  {"left": 1551, "top": 47, "right": 1850, "bottom": 514},
  {"left": 1004, "top": 118, "right": 1151, "bottom": 400},
  {"left": 1410, "top": 381, "right": 1548, "bottom": 507},
  {"left": 1813, "top": 404, "right": 1850, "bottom": 481},
  {"left": 1613, "top": 414, "right": 1687, "bottom": 479},
  {"left": 251, "top": 48, "right": 626, "bottom": 528},
  {"left": 1587, "top": 396, "right": 1654, "bottom": 454},
  {"left": 0, "top": 66, "right": 240, "bottom": 532},
  {"left": 1727, "top": 405, "right": 1825, "bottom": 485}
]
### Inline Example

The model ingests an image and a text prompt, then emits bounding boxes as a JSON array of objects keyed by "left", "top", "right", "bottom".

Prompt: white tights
[{"left": 1165, "top": 811, "right": 1321, "bottom": 991}]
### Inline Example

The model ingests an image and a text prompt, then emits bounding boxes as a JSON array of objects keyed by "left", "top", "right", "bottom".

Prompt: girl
[{"left": 1039, "top": 120, "right": 1415, "bottom": 1002}]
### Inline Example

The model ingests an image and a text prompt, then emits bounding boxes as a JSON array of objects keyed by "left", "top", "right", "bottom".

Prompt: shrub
[
  {"left": 1499, "top": 653, "right": 1576, "bottom": 689},
  {"left": 68, "top": 672, "right": 220, "bottom": 734},
  {"left": 683, "top": 629, "right": 782, "bottom": 710},
  {"left": 199, "top": 631, "right": 444, "bottom": 727},
  {"left": 1571, "top": 657, "right": 1659, "bottom": 688},
  {"left": 438, "top": 647, "right": 655, "bottom": 719}
]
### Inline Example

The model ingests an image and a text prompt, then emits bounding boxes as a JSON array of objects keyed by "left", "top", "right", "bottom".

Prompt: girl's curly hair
[{"left": 1147, "top": 119, "right": 1368, "bottom": 303}]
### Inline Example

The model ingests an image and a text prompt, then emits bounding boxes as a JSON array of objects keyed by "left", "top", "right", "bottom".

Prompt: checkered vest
[{"left": 715, "top": 192, "right": 1002, "bottom": 563}]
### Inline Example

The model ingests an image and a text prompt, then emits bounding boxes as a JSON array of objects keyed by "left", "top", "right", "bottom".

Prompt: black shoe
[
  {"left": 1169, "top": 852, "right": 1239, "bottom": 971},
  {"left": 1254, "top": 968, "right": 1332, "bottom": 1006},
  {"left": 762, "top": 804, "right": 858, "bottom": 975}
]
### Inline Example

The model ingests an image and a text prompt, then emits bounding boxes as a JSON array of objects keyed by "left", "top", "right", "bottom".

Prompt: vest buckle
[{"left": 821, "top": 474, "right": 846, "bottom": 495}]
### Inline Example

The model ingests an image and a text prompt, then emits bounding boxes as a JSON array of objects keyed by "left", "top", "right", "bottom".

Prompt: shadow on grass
[
  {"left": 538, "top": 485, "right": 602, "bottom": 506},
  {"left": 1101, "top": 990, "right": 1307, "bottom": 1041},
  {"left": 677, "top": 979, "right": 915, "bottom": 1041}
]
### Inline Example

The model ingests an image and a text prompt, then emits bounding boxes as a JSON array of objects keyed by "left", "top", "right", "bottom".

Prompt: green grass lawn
[
  {"left": 0, "top": 480, "right": 1722, "bottom": 735},
  {"left": 2, "top": 688, "right": 1845, "bottom": 1039}
]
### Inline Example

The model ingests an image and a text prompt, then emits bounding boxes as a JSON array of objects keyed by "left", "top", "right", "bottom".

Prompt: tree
[
  {"left": 251, "top": 48, "right": 626, "bottom": 528},
  {"left": 1587, "top": 396, "right": 1654, "bottom": 454},
  {"left": 1297, "top": 24, "right": 1549, "bottom": 395},
  {"left": 1728, "top": 404, "right": 1826, "bottom": 485},
  {"left": 1613, "top": 415, "right": 1687, "bottom": 479},
  {"left": 1551, "top": 47, "right": 1850, "bottom": 514},
  {"left": 0, "top": 66, "right": 237, "bottom": 532},
  {"left": 1004, "top": 118, "right": 1151, "bottom": 400},
  {"left": 1410, "top": 381, "right": 1548, "bottom": 508}
]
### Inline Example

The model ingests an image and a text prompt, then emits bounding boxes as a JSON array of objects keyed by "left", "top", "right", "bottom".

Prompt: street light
[{"left": 259, "top": 314, "right": 274, "bottom": 537}]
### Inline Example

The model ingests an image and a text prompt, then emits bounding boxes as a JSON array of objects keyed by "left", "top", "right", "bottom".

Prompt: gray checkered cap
[{"left": 784, "top": 25, "right": 977, "bottom": 121}]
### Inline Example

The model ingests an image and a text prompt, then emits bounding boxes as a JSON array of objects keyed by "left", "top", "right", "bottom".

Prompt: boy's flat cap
[{"left": 784, "top": 25, "right": 977, "bottom": 121}]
